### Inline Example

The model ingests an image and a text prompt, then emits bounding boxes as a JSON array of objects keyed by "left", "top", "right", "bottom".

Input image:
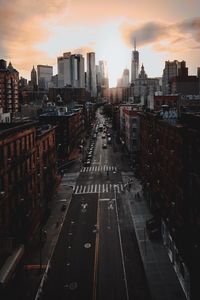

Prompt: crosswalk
[
  {"left": 80, "top": 165, "right": 117, "bottom": 173},
  {"left": 73, "top": 183, "right": 124, "bottom": 194},
  {"left": 61, "top": 172, "right": 79, "bottom": 188}
]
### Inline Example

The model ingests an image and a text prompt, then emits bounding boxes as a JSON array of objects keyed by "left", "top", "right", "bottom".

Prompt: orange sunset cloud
[{"left": 0, "top": 0, "right": 199, "bottom": 82}]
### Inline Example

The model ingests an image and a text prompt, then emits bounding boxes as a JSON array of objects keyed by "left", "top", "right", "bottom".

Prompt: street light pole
[{"left": 39, "top": 201, "right": 43, "bottom": 274}]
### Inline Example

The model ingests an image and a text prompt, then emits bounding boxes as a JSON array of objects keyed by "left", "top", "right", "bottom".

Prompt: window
[
  {"left": 8, "top": 171, "right": 12, "bottom": 185},
  {"left": 7, "top": 144, "right": 11, "bottom": 158},
  {"left": 0, "top": 176, "right": 4, "bottom": 192},
  {"left": 14, "top": 141, "right": 17, "bottom": 157},
  {"left": 0, "top": 146, "right": 4, "bottom": 166}
]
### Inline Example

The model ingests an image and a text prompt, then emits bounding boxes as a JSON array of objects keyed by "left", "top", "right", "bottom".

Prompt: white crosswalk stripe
[
  {"left": 61, "top": 172, "right": 79, "bottom": 189},
  {"left": 73, "top": 183, "right": 124, "bottom": 194},
  {"left": 80, "top": 165, "right": 117, "bottom": 173}
]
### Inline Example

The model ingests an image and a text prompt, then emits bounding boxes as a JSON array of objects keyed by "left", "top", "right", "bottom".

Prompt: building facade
[
  {"left": 162, "top": 60, "right": 186, "bottom": 95},
  {"left": 134, "top": 65, "right": 160, "bottom": 105},
  {"left": 30, "top": 66, "right": 37, "bottom": 90},
  {"left": 0, "top": 122, "right": 57, "bottom": 285},
  {"left": 37, "top": 65, "right": 53, "bottom": 90},
  {"left": 139, "top": 110, "right": 200, "bottom": 300},
  {"left": 57, "top": 52, "right": 85, "bottom": 89},
  {"left": 131, "top": 40, "right": 139, "bottom": 83},
  {"left": 86, "top": 52, "right": 97, "bottom": 98},
  {"left": 39, "top": 104, "right": 84, "bottom": 164},
  {"left": 0, "top": 60, "right": 19, "bottom": 115},
  {"left": 120, "top": 104, "right": 141, "bottom": 163},
  {"left": 48, "top": 87, "right": 88, "bottom": 104},
  {"left": 170, "top": 75, "right": 199, "bottom": 95},
  {"left": 96, "top": 60, "right": 109, "bottom": 98}
]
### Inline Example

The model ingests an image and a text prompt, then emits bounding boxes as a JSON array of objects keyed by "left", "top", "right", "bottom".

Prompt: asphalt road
[
  {"left": 42, "top": 193, "right": 98, "bottom": 300},
  {"left": 42, "top": 109, "right": 150, "bottom": 300}
]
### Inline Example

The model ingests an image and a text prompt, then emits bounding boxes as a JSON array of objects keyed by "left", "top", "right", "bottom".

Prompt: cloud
[
  {"left": 121, "top": 17, "right": 200, "bottom": 52},
  {"left": 121, "top": 22, "right": 169, "bottom": 47},
  {"left": 0, "top": 0, "right": 69, "bottom": 72},
  {"left": 0, "top": 0, "right": 199, "bottom": 78},
  {"left": 71, "top": 46, "right": 95, "bottom": 56}
]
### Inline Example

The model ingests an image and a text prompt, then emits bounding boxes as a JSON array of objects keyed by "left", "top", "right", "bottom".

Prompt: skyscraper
[
  {"left": 37, "top": 65, "right": 53, "bottom": 90},
  {"left": 131, "top": 39, "right": 139, "bottom": 83},
  {"left": 122, "top": 68, "right": 129, "bottom": 87},
  {"left": 30, "top": 66, "right": 37, "bottom": 90},
  {"left": 86, "top": 52, "right": 97, "bottom": 97},
  {"left": 96, "top": 60, "right": 109, "bottom": 97},
  {"left": 71, "top": 54, "right": 85, "bottom": 88},
  {"left": 57, "top": 52, "right": 85, "bottom": 88}
]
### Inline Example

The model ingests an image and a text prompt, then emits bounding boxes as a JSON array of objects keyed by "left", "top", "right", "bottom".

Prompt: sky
[{"left": 0, "top": 0, "right": 200, "bottom": 87}]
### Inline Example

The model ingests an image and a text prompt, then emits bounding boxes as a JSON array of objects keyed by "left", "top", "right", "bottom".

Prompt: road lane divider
[{"left": 93, "top": 194, "right": 100, "bottom": 300}]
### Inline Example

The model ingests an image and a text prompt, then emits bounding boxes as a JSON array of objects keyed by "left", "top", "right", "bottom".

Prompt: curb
[{"left": 34, "top": 187, "right": 73, "bottom": 300}]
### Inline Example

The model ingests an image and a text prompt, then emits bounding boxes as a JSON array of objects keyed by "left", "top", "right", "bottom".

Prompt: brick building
[
  {"left": 171, "top": 75, "right": 199, "bottom": 95},
  {"left": 154, "top": 95, "right": 179, "bottom": 111},
  {"left": 0, "top": 60, "right": 19, "bottom": 115},
  {"left": 120, "top": 104, "right": 142, "bottom": 163},
  {"left": 139, "top": 111, "right": 200, "bottom": 300},
  {"left": 39, "top": 105, "right": 84, "bottom": 164},
  {"left": 154, "top": 95, "right": 200, "bottom": 114},
  {"left": 48, "top": 87, "right": 89, "bottom": 104},
  {"left": 0, "top": 122, "right": 57, "bottom": 286}
]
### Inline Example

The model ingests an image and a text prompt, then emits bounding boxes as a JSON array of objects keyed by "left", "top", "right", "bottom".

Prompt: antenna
[{"left": 134, "top": 38, "right": 136, "bottom": 51}]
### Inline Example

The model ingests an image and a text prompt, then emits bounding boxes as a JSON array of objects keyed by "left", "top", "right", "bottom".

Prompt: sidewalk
[
  {"left": 122, "top": 177, "right": 186, "bottom": 300},
  {"left": 68, "top": 147, "right": 80, "bottom": 161},
  {"left": 32, "top": 183, "right": 73, "bottom": 300},
  {"left": 1, "top": 179, "right": 74, "bottom": 300}
]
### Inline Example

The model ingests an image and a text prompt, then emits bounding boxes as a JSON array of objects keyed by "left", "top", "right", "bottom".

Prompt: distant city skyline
[{"left": 0, "top": 0, "right": 199, "bottom": 87}]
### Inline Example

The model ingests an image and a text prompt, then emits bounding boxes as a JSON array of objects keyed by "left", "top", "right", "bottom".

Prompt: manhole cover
[
  {"left": 69, "top": 282, "right": 78, "bottom": 290},
  {"left": 84, "top": 243, "right": 91, "bottom": 249}
]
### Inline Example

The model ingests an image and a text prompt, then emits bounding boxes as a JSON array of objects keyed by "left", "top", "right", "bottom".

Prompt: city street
[{"left": 41, "top": 110, "right": 150, "bottom": 300}]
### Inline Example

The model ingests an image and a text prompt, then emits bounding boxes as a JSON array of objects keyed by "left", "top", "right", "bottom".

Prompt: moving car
[
  {"left": 102, "top": 143, "right": 107, "bottom": 149},
  {"left": 83, "top": 159, "right": 91, "bottom": 166}
]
